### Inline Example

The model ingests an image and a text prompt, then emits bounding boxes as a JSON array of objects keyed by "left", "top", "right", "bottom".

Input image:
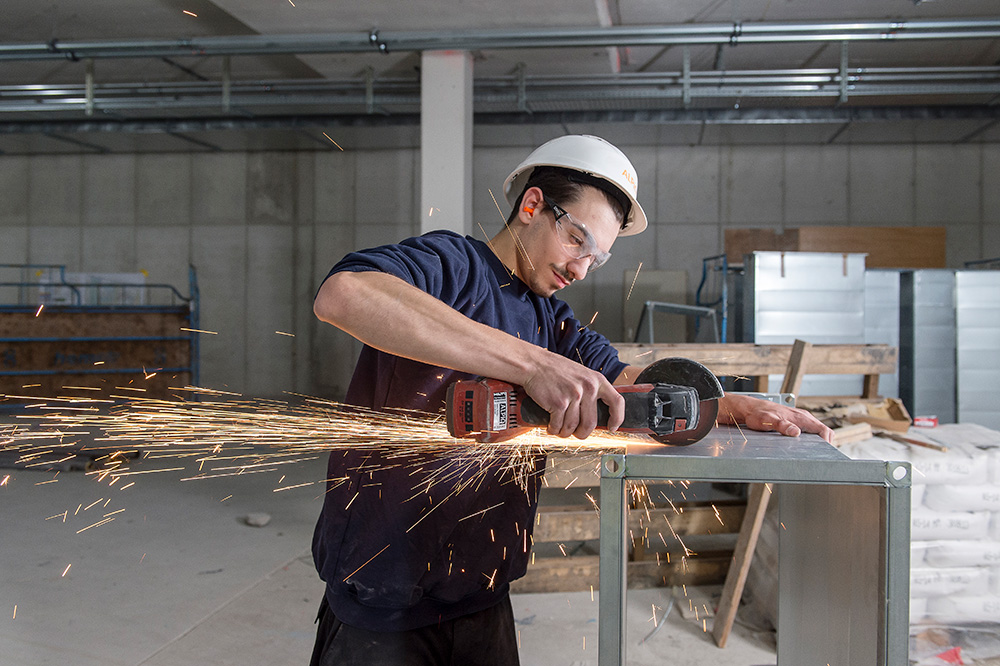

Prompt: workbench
[{"left": 598, "top": 426, "right": 911, "bottom": 666}]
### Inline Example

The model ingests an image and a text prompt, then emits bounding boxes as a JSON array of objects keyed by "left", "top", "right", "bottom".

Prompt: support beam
[{"left": 420, "top": 50, "right": 472, "bottom": 236}]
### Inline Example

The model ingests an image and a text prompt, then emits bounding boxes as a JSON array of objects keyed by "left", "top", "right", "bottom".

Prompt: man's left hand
[{"left": 716, "top": 393, "right": 833, "bottom": 443}]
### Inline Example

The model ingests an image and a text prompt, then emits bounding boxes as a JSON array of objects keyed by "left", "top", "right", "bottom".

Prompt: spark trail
[{"left": 1, "top": 389, "right": 628, "bottom": 493}]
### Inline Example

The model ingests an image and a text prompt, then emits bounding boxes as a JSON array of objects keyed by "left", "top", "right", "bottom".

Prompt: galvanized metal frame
[{"left": 598, "top": 427, "right": 911, "bottom": 666}]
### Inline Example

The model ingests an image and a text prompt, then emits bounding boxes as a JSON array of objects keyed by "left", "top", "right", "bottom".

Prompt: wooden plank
[
  {"left": 615, "top": 343, "right": 897, "bottom": 377},
  {"left": 724, "top": 226, "right": 946, "bottom": 269},
  {"left": 724, "top": 228, "right": 798, "bottom": 265},
  {"left": 1, "top": 372, "right": 192, "bottom": 403},
  {"left": 779, "top": 339, "right": 811, "bottom": 396},
  {"left": 0, "top": 310, "right": 189, "bottom": 338},
  {"left": 533, "top": 503, "right": 745, "bottom": 543},
  {"left": 542, "top": 453, "right": 602, "bottom": 488},
  {"left": 510, "top": 553, "right": 733, "bottom": 594},
  {"left": 862, "top": 373, "right": 880, "bottom": 399},
  {"left": 1, "top": 340, "right": 189, "bottom": 371},
  {"left": 831, "top": 422, "right": 874, "bottom": 447},
  {"left": 795, "top": 226, "right": 946, "bottom": 269},
  {"left": 712, "top": 483, "right": 773, "bottom": 648}
]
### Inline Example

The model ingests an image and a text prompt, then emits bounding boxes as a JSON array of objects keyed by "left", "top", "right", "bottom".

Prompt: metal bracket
[
  {"left": 515, "top": 62, "right": 530, "bottom": 113},
  {"left": 682, "top": 46, "right": 692, "bottom": 109},
  {"left": 364, "top": 66, "right": 375, "bottom": 114},
  {"left": 728, "top": 391, "right": 796, "bottom": 407},
  {"left": 368, "top": 29, "right": 388, "bottom": 54},
  {"left": 84, "top": 58, "right": 95, "bottom": 116},
  {"left": 602, "top": 453, "right": 626, "bottom": 478},
  {"left": 221, "top": 55, "right": 231, "bottom": 112},
  {"left": 886, "top": 461, "right": 912, "bottom": 487},
  {"left": 839, "top": 41, "right": 849, "bottom": 105}
]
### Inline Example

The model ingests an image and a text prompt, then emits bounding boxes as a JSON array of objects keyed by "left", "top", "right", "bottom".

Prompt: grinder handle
[{"left": 517, "top": 384, "right": 655, "bottom": 430}]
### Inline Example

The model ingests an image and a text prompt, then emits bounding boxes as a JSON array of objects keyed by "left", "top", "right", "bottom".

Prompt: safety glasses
[{"left": 542, "top": 196, "right": 612, "bottom": 272}]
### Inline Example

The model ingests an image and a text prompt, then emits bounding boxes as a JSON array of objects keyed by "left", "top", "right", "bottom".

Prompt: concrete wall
[{"left": 1, "top": 140, "right": 998, "bottom": 399}]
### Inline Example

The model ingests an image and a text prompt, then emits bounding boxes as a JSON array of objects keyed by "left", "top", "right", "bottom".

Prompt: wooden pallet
[
  {"left": 615, "top": 342, "right": 896, "bottom": 397},
  {"left": 511, "top": 453, "right": 746, "bottom": 594}
]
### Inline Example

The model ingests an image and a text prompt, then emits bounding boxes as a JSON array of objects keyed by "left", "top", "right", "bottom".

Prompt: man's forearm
[
  {"left": 315, "top": 271, "right": 547, "bottom": 386},
  {"left": 316, "top": 270, "right": 627, "bottom": 435}
]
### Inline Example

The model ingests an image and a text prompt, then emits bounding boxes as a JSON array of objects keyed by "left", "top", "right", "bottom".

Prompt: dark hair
[{"left": 506, "top": 167, "right": 627, "bottom": 228}]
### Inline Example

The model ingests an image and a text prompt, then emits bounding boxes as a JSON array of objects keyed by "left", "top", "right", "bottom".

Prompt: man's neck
[{"left": 488, "top": 226, "right": 522, "bottom": 278}]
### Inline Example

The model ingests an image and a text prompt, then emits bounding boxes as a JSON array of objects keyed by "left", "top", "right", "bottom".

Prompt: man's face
[{"left": 514, "top": 185, "right": 620, "bottom": 298}]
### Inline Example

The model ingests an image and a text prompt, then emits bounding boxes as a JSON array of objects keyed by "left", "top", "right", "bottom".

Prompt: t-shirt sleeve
[
  {"left": 551, "top": 300, "right": 628, "bottom": 383},
  {"left": 322, "top": 231, "right": 476, "bottom": 307}
]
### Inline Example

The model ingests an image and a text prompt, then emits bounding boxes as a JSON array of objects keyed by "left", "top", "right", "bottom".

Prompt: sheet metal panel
[
  {"left": 865, "top": 269, "right": 901, "bottom": 399},
  {"left": 956, "top": 271, "right": 1000, "bottom": 429},
  {"left": 899, "top": 270, "right": 956, "bottom": 423},
  {"left": 746, "top": 251, "right": 867, "bottom": 396}
]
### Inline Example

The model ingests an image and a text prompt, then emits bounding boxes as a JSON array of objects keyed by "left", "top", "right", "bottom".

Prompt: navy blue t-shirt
[{"left": 312, "top": 230, "right": 626, "bottom": 631}]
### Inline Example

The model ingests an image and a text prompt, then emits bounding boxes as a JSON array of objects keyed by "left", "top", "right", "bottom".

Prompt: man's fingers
[
  {"left": 780, "top": 421, "right": 801, "bottom": 437},
  {"left": 556, "top": 398, "right": 582, "bottom": 438},
  {"left": 600, "top": 385, "right": 625, "bottom": 433},
  {"left": 574, "top": 398, "right": 599, "bottom": 439}
]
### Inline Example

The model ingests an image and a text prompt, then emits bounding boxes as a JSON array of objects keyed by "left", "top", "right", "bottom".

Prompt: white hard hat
[{"left": 503, "top": 134, "right": 647, "bottom": 237}]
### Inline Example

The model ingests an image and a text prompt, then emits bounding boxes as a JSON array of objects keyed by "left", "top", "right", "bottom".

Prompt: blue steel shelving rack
[{"left": 0, "top": 264, "right": 200, "bottom": 408}]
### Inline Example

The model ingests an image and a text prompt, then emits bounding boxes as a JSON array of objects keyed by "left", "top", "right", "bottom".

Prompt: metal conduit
[
  {"left": 3, "top": 106, "right": 999, "bottom": 136},
  {"left": 1, "top": 19, "right": 1000, "bottom": 61},
  {"left": 1, "top": 67, "right": 996, "bottom": 115},
  {"left": 2, "top": 66, "right": 996, "bottom": 96}
]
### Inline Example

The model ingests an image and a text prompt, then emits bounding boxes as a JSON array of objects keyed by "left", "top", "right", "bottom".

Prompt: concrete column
[{"left": 420, "top": 50, "right": 473, "bottom": 236}]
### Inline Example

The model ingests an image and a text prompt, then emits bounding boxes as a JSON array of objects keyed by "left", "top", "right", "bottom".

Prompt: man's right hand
[{"left": 521, "top": 354, "right": 624, "bottom": 440}]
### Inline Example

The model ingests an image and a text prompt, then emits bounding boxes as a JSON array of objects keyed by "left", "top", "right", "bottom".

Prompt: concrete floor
[{"left": 1, "top": 445, "right": 775, "bottom": 666}]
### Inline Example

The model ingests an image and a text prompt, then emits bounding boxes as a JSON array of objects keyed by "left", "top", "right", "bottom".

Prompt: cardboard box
[{"left": 847, "top": 398, "right": 912, "bottom": 433}]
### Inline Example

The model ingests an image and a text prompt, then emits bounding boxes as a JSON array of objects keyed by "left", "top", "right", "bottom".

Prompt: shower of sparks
[
  {"left": 321, "top": 132, "right": 344, "bottom": 151},
  {"left": 1, "top": 390, "right": 761, "bottom": 584},
  {"left": 626, "top": 262, "right": 643, "bottom": 301},
  {"left": 1, "top": 389, "right": 630, "bottom": 506}
]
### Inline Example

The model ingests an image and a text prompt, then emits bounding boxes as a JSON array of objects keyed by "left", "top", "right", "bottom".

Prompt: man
[{"left": 310, "top": 135, "right": 831, "bottom": 665}]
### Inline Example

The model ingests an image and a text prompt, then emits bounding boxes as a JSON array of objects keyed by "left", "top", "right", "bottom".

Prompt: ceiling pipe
[
  {"left": 3, "top": 105, "right": 1000, "bottom": 136},
  {"left": 1, "top": 19, "right": 1000, "bottom": 61},
  {"left": 1, "top": 67, "right": 996, "bottom": 115}
]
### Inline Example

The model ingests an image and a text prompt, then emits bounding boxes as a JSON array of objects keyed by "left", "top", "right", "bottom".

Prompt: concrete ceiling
[{"left": 0, "top": 0, "right": 998, "bottom": 153}]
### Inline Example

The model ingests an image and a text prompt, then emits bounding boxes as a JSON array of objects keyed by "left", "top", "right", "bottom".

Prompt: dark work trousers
[{"left": 309, "top": 594, "right": 521, "bottom": 666}]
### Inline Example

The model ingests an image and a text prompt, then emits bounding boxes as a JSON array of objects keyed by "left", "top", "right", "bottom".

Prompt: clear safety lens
[{"left": 544, "top": 197, "right": 612, "bottom": 272}]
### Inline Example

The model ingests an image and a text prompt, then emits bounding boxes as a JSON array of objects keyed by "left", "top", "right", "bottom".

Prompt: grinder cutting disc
[{"left": 634, "top": 357, "right": 724, "bottom": 446}]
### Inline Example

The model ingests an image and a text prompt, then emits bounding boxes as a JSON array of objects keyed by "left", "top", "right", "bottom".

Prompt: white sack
[
  {"left": 910, "top": 567, "right": 991, "bottom": 599},
  {"left": 923, "top": 484, "right": 1000, "bottom": 512},
  {"left": 908, "top": 442, "right": 991, "bottom": 486},
  {"left": 924, "top": 594, "right": 1000, "bottom": 623},
  {"left": 921, "top": 540, "right": 1000, "bottom": 568},
  {"left": 911, "top": 508, "right": 991, "bottom": 541}
]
